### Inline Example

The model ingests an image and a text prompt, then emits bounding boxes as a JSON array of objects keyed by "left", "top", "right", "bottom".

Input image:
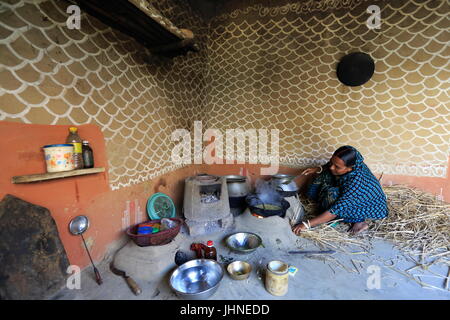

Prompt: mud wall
[{"left": 202, "top": 0, "right": 449, "bottom": 199}]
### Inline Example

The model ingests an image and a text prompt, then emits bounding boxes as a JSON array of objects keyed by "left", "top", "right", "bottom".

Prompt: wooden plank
[
  {"left": 149, "top": 38, "right": 196, "bottom": 54},
  {"left": 127, "top": 0, "right": 187, "bottom": 40},
  {"left": 12, "top": 168, "right": 105, "bottom": 184},
  {"left": 75, "top": 0, "right": 197, "bottom": 55}
]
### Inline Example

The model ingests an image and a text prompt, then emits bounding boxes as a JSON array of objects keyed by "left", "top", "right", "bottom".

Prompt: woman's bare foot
[{"left": 349, "top": 222, "right": 369, "bottom": 234}]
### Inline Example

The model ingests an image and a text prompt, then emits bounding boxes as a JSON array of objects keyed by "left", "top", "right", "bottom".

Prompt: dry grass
[
  {"left": 300, "top": 185, "right": 449, "bottom": 260},
  {"left": 298, "top": 185, "right": 450, "bottom": 290},
  {"left": 370, "top": 185, "right": 450, "bottom": 262},
  {"left": 299, "top": 197, "right": 370, "bottom": 254}
]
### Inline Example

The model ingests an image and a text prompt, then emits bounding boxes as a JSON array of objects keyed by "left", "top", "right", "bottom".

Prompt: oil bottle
[
  {"left": 66, "top": 127, "right": 84, "bottom": 169},
  {"left": 203, "top": 240, "right": 217, "bottom": 260}
]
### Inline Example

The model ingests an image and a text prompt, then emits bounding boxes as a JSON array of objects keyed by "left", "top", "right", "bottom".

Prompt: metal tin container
[
  {"left": 224, "top": 175, "right": 249, "bottom": 197},
  {"left": 265, "top": 260, "right": 289, "bottom": 296}
]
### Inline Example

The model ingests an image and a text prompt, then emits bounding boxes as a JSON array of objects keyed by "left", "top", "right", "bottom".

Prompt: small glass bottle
[
  {"left": 190, "top": 243, "right": 204, "bottom": 259},
  {"left": 66, "top": 127, "right": 84, "bottom": 169},
  {"left": 204, "top": 240, "right": 217, "bottom": 260},
  {"left": 82, "top": 140, "right": 94, "bottom": 168}
]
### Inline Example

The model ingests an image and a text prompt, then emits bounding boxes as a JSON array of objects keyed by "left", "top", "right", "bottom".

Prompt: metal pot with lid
[
  {"left": 195, "top": 174, "right": 219, "bottom": 183},
  {"left": 223, "top": 175, "right": 250, "bottom": 216},
  {"left": 224, "top": 175, "right": 249, "bottom": 197},
  {"left": 270, "top": 174, "right": 299, "bottom": 197}
]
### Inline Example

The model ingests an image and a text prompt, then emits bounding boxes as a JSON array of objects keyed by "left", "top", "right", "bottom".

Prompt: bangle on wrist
[
  {"left": 302, "top": 220, "right": 311, "bottom": 230},
  {"left": 317, "top": 166, "right": 323, "bottom": 174}
]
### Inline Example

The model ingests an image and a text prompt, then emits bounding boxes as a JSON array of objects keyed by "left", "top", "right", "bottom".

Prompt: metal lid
[
  {"left": 223, "top": 175, "right": 247, "bottom": 182},
  {"left": 195, "top": 174, "right": 219, "bottom": 182},
  {"left": 271, "top": 173, "right": 294, "bottom": 179}
]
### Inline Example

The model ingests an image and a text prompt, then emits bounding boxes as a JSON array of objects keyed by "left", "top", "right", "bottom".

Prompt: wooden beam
[
  {"left": 149, "top": 38, "right": 198, "bottom": 54},
  {"left": 127, "top": 0, "right": 187, "bottom": 40},
  {"left": 74, "top": 0, "right": 198, "bottom": 55}
]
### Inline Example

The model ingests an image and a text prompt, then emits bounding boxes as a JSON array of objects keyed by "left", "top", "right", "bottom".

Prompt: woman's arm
[
  {"left": 292, "top": 210, "right": 336, "bottom": 235},
  {"left": 302, "top": 162, "right": 330, "bottom": 176}
]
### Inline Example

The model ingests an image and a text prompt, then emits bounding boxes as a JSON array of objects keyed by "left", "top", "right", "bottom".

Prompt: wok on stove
[{"left": 246, "top": 194, "right": 290, "bottom": 218}]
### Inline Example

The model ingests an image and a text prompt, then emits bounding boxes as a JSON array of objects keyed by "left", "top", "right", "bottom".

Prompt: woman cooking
[{"left": 292, "top": 145, "right": 388, "bottom": 235}]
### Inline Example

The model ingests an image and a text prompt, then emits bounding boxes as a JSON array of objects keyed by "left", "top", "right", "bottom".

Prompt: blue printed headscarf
[
  {"left": 329, "top": 146, "right": 388, "bottom": 223},
  {"left": 335, "top": 145, "right": 364, "bottom": 186}
]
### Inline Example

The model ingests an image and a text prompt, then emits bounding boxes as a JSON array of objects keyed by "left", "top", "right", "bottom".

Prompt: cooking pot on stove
[
  {"left": 270, "top": 174, "right": 299, "bottom": 197},
  {"left": 224, "top": 175, "right": 250, "bottom": 217},
  {"left": 246, "top": 194, "right": 290, "bottom": 218},
  {"left": 223, "top": 175, "right": 249, "bottom": 197}
]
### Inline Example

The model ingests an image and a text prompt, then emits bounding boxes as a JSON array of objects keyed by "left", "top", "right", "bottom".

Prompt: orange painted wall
[{"left": 0, "top": 121, "right": 202, "bottom": 270}]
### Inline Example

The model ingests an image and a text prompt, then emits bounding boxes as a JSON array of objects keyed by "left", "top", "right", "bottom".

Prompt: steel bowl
[
  {"left": 227, "top": 261, "right": 252, "bottom": 280},
  {"left": 169, "top": 259, "right": 224, "bottom": 300},
  {"left": 225, "top": 232, "right": 262, "bottom": 254}
]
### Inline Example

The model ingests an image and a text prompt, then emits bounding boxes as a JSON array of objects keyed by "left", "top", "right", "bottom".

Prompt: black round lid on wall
[{"left": 336, "top": 52, "right": 375, "bottom": 86}]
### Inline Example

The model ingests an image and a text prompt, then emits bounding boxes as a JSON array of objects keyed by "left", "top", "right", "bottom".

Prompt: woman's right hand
[{"left": 302, "top": 167, "right": 320, "bottom": 176}]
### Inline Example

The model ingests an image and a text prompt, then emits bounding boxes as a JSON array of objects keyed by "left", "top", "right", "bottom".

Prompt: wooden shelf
[{"left": 12, "top": 168, "right": 105, "bottom": 184}]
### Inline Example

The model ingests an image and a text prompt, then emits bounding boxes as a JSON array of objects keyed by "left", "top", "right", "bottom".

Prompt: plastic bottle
[
  {"left": 82, "top": 140, "right": 94, "bottom": 168},
  {"left": 160, "top": 218, "right": 177, "bottom": 231},
  {"left": 66, "top": 127, "right": 84, "bottom": 169},
  {"left": 204, "top": 240, "right": 217, "bottom": 260},
  {"left": 190, "top": 243, "right": 204, "bottom": 259}
]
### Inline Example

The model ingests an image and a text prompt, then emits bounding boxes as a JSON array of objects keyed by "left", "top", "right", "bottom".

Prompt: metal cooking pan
[{"left": 246, "top": 194, "right": 290, "bottom": 218}]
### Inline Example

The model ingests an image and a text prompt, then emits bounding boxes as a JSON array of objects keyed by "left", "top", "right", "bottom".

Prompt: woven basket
[{"left": 127, "top": 218, "right": 183, "bottom": 247}]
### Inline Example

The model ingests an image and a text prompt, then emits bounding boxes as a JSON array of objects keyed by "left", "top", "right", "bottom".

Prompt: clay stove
[{"left": 183, "top": 174, "right": 234, "bottom": 236}]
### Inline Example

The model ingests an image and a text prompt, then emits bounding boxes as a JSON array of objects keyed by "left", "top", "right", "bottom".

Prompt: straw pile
[
  {"left": 299, "top": 185, "right": 450, "bottom": 264},
  {"left": 296, "top": 185, "right": 450, "bottom": 291},
  {"left": 370, "top": 185, "right": 450, "bottom": 262},
  {"left": 297, "top": 185, "right": 450, "bottom": 291}
]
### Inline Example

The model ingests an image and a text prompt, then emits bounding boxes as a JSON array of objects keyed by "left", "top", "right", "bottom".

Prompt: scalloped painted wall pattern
[
  {"left": 0, "top": 0, "right": 449, "bottom": 191},
  {"left": 0, "top": 0, "right": 208, "bottom": 190},
  {"left": 203, "top": 0, "right": 449, "bottom": 178}
]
